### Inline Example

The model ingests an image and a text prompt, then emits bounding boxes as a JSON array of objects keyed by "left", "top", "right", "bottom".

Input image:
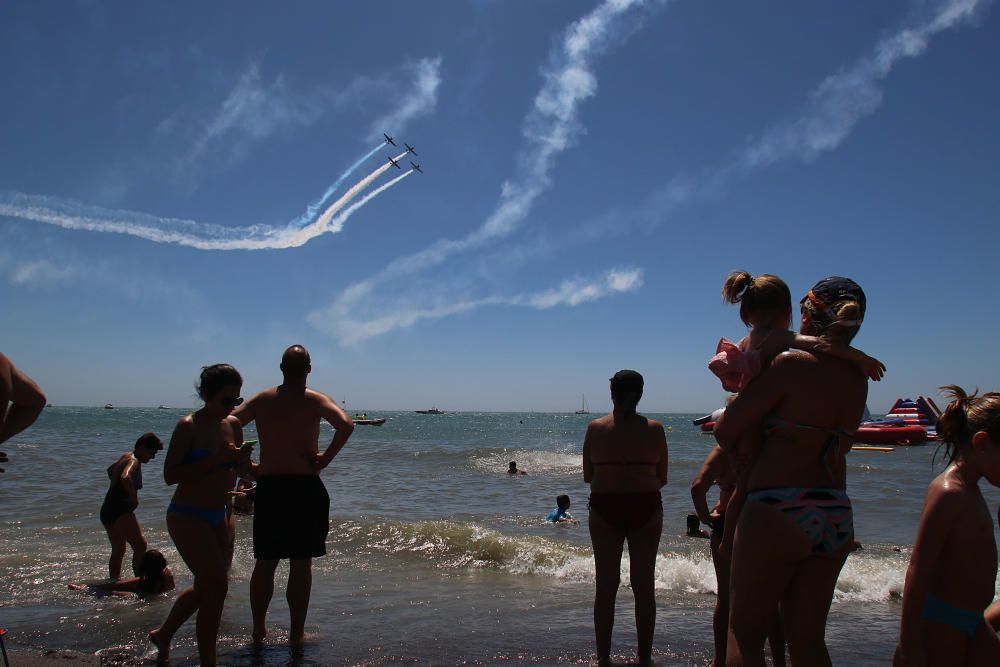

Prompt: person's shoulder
[
  {"left": 588, "top": 414, "right": 613, "bottom": 429},
  {"left": 925, "top": 471, "right": 974, "bottom": 515},
  {"left": 174, "top": 414, "right": 196, "bottom": 431}
]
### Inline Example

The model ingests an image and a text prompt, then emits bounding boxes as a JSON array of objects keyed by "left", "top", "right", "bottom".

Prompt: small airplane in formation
[
  {"left": 387, "top": 156, "right": 402, "bottom": 169},
  {"left": 404, "top": 143, "right": 417, "bottom": 156},
  {"left": 410, "top": 162, "right": 423, "bottom": 174},
  {"left": 383, "top": 133, "right": 396, "bottom": 146}
]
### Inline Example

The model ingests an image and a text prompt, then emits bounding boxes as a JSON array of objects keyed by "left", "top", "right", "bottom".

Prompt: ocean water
[{"left": 1, "top": 408, "right": 998, "bottom": 666}]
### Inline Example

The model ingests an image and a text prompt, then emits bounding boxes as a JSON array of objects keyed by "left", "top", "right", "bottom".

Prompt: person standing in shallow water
[
  {"left": 100, "top": 432, "right": 163, "bottom": 579},
  {"left": 149, "top": 364, "right": 249, "bottom": 667},
  {"left": 583, "top": 370, "right": 668, "bottom": 667},
  {"left": 233, "top": 345, "right": 355, "bottom": 646}
]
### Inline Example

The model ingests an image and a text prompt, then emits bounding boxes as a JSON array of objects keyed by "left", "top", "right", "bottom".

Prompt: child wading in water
[
  {"left": 548, "top": 494, "right": 578, "bottom": 525},
  {"left": 895, "top": 386, "right": 1000, "bottom": 666},
  {"left": 708, "top": 271, "right": 884, "bottom": 555}
]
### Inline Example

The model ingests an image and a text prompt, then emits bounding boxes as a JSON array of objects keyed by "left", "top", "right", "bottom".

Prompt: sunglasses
[{"left": 219, "top": 395, "right": 244, "bottom": 408}]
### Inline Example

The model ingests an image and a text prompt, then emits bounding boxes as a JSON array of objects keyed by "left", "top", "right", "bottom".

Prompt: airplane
[
  {"left": 404, "top": 143, "right": 417, "bottom": 156},
  {"left": 410, "top": 161, "right": 423, "bottom": 174},
  {"left": 383, "top": 133, "right": 396, "bottom": 146},
  {"left": 387, "top": 156, "right": 402, "bottom": 169}
]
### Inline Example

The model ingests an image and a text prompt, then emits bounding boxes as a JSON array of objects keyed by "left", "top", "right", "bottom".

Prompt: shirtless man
[
  {"left": 234, "top": 345, "right": 354, "bottom": 646},
  {"left": 1, "top": 352, "right": 47, "bottom": 472}
]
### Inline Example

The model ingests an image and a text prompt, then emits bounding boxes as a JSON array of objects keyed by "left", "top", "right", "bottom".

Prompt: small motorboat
[
  {"left": 354, "top": 418, "right": 386, "bottom": 426},
  {"left": 104, "top": 404, "right": 114, "bottom": 410},
  {"left": 415, "top": 408, "right": 444, "bottom": 414}
]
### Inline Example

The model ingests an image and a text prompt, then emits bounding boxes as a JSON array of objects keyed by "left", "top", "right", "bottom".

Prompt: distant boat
[
  {"left": 574, "top": 395, "right": 589, "bottom": 415},
  {"left": 157, "top": 405, "right": 170, "bottom": 410},
  {"left": 104, "top": 404, "right": 114, "bottom": 410},
  {"left": 354, "top": 418, "right": 386, "bottom": 425},
  {"left": 415, "top": 407, "right": 444, "bottom": 414}
]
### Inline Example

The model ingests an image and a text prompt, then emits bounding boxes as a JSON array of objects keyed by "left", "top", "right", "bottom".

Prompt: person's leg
[
  {"left": 287, "top": 558, "right": 313, "bottom": 645},
  {"left": 774, "top": 547, "right": 849, "bottom": 667},
  {"left": 251, "top": 559, "right": 280, "bottom": 644},
  {"left": 626, "top": 509, "right": 663, "bottom": 666},
  {"left": 767, "top": 611, "right": 787, "bottom": 667},
  {"left": 709, "top": 532, "right": 730, "bottom": 666},
  {"left": 589, "top": 509, "right": 626, "bottom": 667},
  {"left": 117, "top": 511, "right": 148, "bottom": 576},
  {"left": 149, "top": 586, "right": 199, "bottom": 662},
  {"left": 965, "top": 618, "right": 1000, "bottom": 666},
  {"left": 163, "top": 513, "right": 229, "bottom": 666},
  {"left": 726, "top": 501, "right": 804, "bottom": 667},
  {"left": 104, "top": 523, "right": 126, "bottom": 579}
]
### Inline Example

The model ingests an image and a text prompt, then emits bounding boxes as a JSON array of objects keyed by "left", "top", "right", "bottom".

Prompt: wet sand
[{"left": 7, "top": 649, "right": 100, "bottom": 666}]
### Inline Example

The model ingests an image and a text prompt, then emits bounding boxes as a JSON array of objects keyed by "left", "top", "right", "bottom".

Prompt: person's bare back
[
  {"left": 246, "top": 386, "right": 328, "bottom": 477},
  {"left": 584, "top": 412, "right": 667, "bottom": 494}
]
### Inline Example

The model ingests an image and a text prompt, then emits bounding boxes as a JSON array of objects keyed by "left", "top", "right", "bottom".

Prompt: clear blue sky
[{"left": 1, "top": 0, "right": 997, "bottom": 412}]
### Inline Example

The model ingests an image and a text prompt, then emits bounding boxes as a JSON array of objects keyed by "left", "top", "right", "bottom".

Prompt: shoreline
[{"left": 6, "top": 649, "right": 100, "bottom": 666}]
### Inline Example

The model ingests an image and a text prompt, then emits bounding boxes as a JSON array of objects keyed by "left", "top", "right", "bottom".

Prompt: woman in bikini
[
  {"left": 149, "top": 364, "right": 250, "bottom": 667},
  {"left": 100, "top": 432, "right": 162, "bottom": 579},
  {"left": 583, "top": 370, "right": 668, "bottom": 667},
  {"left": 895, "top": 386, "right": 1000, "bottom": 666},
  {"left": 714, "top": 277, "right": 870, "bottom": 667}
]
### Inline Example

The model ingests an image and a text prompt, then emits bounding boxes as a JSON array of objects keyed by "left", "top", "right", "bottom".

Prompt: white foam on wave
[
  {"left": 468, "top": 448, "right": 582, "bottom": 476},
  {"left": 336, "top": 519, "right": 925, "bottom": 603}
]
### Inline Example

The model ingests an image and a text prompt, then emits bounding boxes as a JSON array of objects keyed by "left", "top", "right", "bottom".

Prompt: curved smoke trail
[{"left": 290, "top": 143, "right": 384, "bottom": 229}]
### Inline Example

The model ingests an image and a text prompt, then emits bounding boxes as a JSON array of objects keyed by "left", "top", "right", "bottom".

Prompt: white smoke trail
[
  {"left": 291, "top": 143, "right": 384, "bottom": 229},
  {"left": 324, "top": 169, "right": 414, "bottom": 235},
  {"left": 289, "top": 149, "right": 410, "bottom": 243},
  {"left": 0, "top": 152, "right": 412, "bottom": 250}
]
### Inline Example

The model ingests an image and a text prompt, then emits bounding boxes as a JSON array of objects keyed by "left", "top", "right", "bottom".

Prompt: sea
[{"left": 1, "top": 408, "right": 998, "bottom": 666}]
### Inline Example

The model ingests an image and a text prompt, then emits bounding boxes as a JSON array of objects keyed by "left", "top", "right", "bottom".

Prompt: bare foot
[
  {"left": 148, "top": 629, "right": 170, "bottom": 663},
  {"left": 252, "top": 627, "right": 267, "bottom": 646}
]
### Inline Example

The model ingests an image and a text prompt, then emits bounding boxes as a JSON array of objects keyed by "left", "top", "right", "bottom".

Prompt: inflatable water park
[{"left": 695, "top": 396, "right": 941, "bottom": 447}]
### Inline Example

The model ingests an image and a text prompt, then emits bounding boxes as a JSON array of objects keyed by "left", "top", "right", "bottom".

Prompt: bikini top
[
  {"left": 182, "top": 447, "right": 237, "bottom": 470},
  {"left": 765, "top": 416, "right": 856, "bottom": 473}
]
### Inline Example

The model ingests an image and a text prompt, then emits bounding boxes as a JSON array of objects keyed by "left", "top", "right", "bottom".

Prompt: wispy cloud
[
  {"left": 313, "top": 0, "right": 662, "bottom": 342},
  {"left": 568, "top": 0, "right": 990, "bottom": 243},
  {"left": 739, "top": 0, "right": 987, "bottom": 169},
  {"left": 161, "top": 57, "right": 443, "bottom": 183},
  {"left": 0, "top": 255, "right": 79, "bottom": 287},
  {"left": 309, "top": 266, "right": 643, "bottom": 345},
  {"left": 367, "top": 57, "right": 443, "bottom": 142}
]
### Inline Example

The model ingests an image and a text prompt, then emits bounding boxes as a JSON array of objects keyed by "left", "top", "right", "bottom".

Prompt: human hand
[
  {"left": 308, "top": 451, "right": 333, "bottom": 471},
  {"left": 859, "top": 355, "right": 886, "bottom": 382}
]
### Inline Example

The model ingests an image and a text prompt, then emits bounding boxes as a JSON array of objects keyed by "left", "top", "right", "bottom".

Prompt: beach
[{"left": 1, "top": 407, "right": 998, "bottom": 666}]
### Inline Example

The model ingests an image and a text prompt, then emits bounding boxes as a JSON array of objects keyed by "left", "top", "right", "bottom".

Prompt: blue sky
[{"left": 1, "top": 0, "right": 998, "bottom": 413}]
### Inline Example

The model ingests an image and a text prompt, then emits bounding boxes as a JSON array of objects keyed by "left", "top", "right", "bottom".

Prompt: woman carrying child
[
  {"left": 895, "top": 386, "right": 1000, "bottom": 666},
  {"left": 714, "top": 276, "right": 872, "bottom": 666}
]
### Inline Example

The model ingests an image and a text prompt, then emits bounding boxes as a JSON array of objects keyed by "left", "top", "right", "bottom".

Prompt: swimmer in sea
[
  {"left": 547, "top": 494, "right": 578, "bottom": 525},
  {"left": 508, "top": 461, "right": 527, "bottom": 475}
]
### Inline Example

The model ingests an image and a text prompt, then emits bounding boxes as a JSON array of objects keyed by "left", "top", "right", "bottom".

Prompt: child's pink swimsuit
[{"left": 708, "top": 337, "right": 762, "bottom": 393}]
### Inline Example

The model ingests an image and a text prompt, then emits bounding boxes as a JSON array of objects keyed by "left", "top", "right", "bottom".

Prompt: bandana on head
[{"left": 802, "top": 276, "right": 866, "bottom": 326}]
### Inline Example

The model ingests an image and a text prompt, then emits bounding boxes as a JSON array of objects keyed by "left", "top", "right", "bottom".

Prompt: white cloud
[
  {"left": 367, "top": 58, "right": 443, "bottom": 142},
  {"left": 740, "top": 0, "right": 986, "bottom": 169},
  {"left": 313, "top": 0, "right": 661, "bottom": 342},
  {"left": 310, "top": 267, "right": 644, "bottom": 345},
  {"left": 6, "top": 259, "right": 78, "bottom": 286}
]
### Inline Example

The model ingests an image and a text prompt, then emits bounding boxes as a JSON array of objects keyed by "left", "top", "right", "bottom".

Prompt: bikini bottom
[
  {"left": 167, "top": 502, "right": 227, "bottom": 528},
  {"left": 745, "top": 487, "right": 853, "bottom": 554},
  {"left": 588, "top": 491, "right": 662, "bottom": 535},
  {"left": 922, "top": 592, "right": 983, "bottom": 638}
]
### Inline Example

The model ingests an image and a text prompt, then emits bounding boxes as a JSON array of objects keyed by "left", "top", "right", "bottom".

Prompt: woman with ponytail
[
  {"left": 583, "top": 370, "right": 668, "bottom": 667},
  {"left": 895, "top": 386, "right": 1000, "bottom": 666},
  {"left": 714, "top": 276, "right": 872, "bottom": 666}
]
